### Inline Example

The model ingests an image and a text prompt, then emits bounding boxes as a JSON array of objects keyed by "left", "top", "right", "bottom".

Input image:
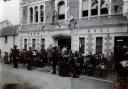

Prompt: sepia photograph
[{"left": 0, "top": 0, "right": 128, "bottom": 89}]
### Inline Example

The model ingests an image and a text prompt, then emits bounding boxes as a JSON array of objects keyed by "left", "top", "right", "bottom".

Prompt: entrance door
[
  {"left": 96, "top": 37, "right": 103, "bottom": 54},
  {"left": 114, "top": 36, "right": 128, "bottom": 62},
  {"left": 58, "top": 38, "right": 71, "bottom": 50}
]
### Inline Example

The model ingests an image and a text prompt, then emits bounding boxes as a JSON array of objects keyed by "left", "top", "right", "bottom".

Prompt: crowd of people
[
  {"left": 2, "top": 45, "right": 128, "bottom": 80},
  {"left": 3, "top": 45, "right": 114, "bottom": 78}
]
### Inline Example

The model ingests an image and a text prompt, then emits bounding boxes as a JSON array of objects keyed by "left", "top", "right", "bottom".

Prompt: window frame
[{"left": 57, "top": 0, "right": 65, "bottom": 20}]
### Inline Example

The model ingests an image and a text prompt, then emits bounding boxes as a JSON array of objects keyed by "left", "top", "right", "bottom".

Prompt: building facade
[
  {"left": 19, "top": 0, "right": 128, "bottom": 55},
  {"left": 0, "top": 20, "right": 19, "bottom": 55}
]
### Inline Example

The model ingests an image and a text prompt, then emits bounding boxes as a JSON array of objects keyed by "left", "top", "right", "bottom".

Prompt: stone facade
[{"left": 19, "top": 0, "right": 128, "bottom": 55}]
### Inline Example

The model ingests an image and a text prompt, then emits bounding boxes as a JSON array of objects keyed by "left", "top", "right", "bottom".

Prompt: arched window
[
  {"left": 30, "top": 7, "right": 33, "bottom": 23},
  {"left": 58, "top": 1, "right": 65, "bottom": 20},
  {"left": 82, "top": 0, "right": 89, "bottom": 17},
  {"left": 100, "top": 0, "right": 108, "bottom": 14},
  {"left": 91, "top": 0, "right": 98, "bottom": 15},
  {"left": 35, "top": 6, "right": 38, "bottom": 22},
  {"left": 40, "top": 5, "right": 44, "bottom": 22}
]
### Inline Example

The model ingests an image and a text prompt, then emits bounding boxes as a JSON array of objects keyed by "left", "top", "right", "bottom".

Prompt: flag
[{"left": 68, "top": 17, "right": 77, "bottom": 29}]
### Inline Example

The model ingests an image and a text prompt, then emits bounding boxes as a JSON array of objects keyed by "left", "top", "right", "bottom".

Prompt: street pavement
[{"left": 0, "top": 62, "right": 113, "bottom": 89}]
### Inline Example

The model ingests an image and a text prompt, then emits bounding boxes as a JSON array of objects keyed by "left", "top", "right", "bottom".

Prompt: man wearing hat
[{"left": 12, "top": 45, "right": 19, "bottom": 68}]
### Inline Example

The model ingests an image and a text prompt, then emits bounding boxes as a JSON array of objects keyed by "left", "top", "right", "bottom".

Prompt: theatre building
[{"left": 19, "top": 0, "right": 128, "bottom": 55}]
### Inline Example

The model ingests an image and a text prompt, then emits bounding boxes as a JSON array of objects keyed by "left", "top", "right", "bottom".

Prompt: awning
[{"left": 52, "top": 34, "right": 71, "bottom": 39}]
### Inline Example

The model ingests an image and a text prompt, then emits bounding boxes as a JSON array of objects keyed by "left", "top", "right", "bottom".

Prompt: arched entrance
[{"left": 53, "top": 34, "right": 71, "bottom": 50}]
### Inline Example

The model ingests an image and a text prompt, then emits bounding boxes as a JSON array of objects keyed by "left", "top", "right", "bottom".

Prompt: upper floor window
[
  {"left": 35, "top": 6, "right": 38, "bottom": 22},
  {"left": 100, "top": 0, "right": 108, "bottom": 14},
  {"left": 40, "top": 5, "right": 44, "bottom": 22},
  {"left": 112, "top": 0, "right": 123, "bottom": 14},
  {"left": 32, "top": 39, "right": 36, "bottom": 50},
  {"left": 91, "top": 0, "right": 98, "bottom": 16},
  {"left": 24, "top": 39, "right": 27, "bottom": 50},
  {"left": 30, "top": 7, "right": 33, "bottom": 23},
  {"left": 57, "top": 1, "right": 65, "bottom": 20},
  {"left": 82, "top": 0, "right": 89, "bottom": 17}
]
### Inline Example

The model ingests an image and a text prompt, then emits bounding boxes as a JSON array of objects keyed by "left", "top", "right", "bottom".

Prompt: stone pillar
[
  {"left": 33, "top": 6, "right": 35, "bottom": 23},
  {"left": 44, "top": 3, "right": 46, "bottom": 23},
  {"left": 79, "top": 0, "right": 82, "bottom": 18},
  {"left": 45, "top": 35, "right": 54, "bottom": 49},
  {"left": 88, "top": 0, "right": 91, "bottom": 19},
  {"left": 105, "top": 33, "right": 112, "bottom": 55},
  {"left": 98, "top": 0, "right": 101, "bottom": 17},
  {"left": 65, "top": 0, "right": 67, "bottom": 20},
  {"left": 108, "top": 0, "right": 112, "bottom": 16},
  {"left": 38, "top": 5, "right": 40, "bottom": 23},
  {"left": 86, "top": 34, "right": 94, "bottom": 54},
  {"left": 71, "top": 35, "right": 79, "bottom": 53},
  {"left": 27, "top": 7, "right": 30, "bottom": 24}
]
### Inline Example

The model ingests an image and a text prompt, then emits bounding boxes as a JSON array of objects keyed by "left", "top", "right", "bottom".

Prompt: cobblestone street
[{"left": 0, "top": 61, "right": 113, "bottom": 89}]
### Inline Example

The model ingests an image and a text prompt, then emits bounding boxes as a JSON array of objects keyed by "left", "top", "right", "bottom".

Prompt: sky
[{"left": 0, "top": 0, "right": 20, "bottom": 25}]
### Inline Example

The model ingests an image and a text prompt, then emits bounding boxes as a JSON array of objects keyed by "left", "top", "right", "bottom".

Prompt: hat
[{"left": 14, "top": 45, "right": 17, "bottom": 48}]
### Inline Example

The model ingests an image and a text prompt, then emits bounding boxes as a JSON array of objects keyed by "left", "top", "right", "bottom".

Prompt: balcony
[
  {"left": 79, "top": 14, "right": 128, "bottom": 28},
  {"left": 20, "top": 14, "right": 128, "bottom": 32},
  {"left": 20, "top": 0, "right": 44, "bottom": 6}
]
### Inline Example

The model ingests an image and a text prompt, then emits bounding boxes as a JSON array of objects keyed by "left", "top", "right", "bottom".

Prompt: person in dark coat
[
  {"left": 40, "top": 47, "right": 47, "bottom": 66},
  {"left": 47, "top": 45, "right": 53, "bottom": 66},
  {"left": 51, "top": 47, "right": 57, "bottom": 74},
  {"left": 12, "top": 45, "right": 19, "bottom": 68},
  {"left": 26, "top": 47, "right": 33, "bottom": 70}
]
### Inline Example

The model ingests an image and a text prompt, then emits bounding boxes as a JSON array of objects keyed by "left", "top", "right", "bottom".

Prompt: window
[
  {"left": 30, "top": 7, "right": 33, "bottom": 23},
  {"left": 35, "top": 6, "right": 38, "bottom": 22},
  {"left": 24, "top": 39, "right": 27, "bottom": 50},
  {"left": 41, "top": 39, "right": 45, "bottom": 49},
  {"left": 79, "top": 38, "right": 85, "bottom": 54},
  {"left": 91, "top": 0, "right": 98, "bottom": 16},
  {"left": 100, "top": 0, "right": 108, "bottom": 14},
  {"left": 32, "top": 39, "right": 36, "bottom": 50},
  {"left": 82, "top": 0, "right": 89, "bottom": 17},
  {"left": 5, "top": 36, "right": 8, "bottom": 43},
  {"left": 96, "top": 37, "right": 103, "bottom": 54},
  {"left": 40, "top": 5, "right": 44, "bottom": 22},
  {"left": 58, "top": 1, "right": 65, "bottom": 20},
  {"left": 112, "top": 0, "right": 123, "bottom": 14}
]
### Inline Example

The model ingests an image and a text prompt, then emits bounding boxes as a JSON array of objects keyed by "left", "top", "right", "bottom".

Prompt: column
[
  {"left": 88, "top": 0, "right": 91, "bottom": 19},
  {"left": 108, "top": 0, "right": 112, "bottom": 16},
  {"left": 27, "top": 7, "right": 30, "bottom": 24},
  {"left": 98, "top": 0, "right": 101, "bottom": 18},
  {"left": 38, "top": 5, "right": 40, "bottom": 23},
  {"left": 44, "top": 3, "right": 46, "bottom": 23},
  {"left": 65, "top": 0, "right": 67, "bottom": 20},
  {"left": 79, "top": 0, "right": 82, "bottom": 19},
  {"left": 33, "top": 6, "right": 35, "bottom": 23},
  {"left": 71, "top": 35, "right": 79, "bottom": 52}
]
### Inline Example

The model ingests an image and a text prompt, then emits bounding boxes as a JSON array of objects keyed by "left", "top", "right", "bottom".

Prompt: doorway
[
  {"left": 114, "top": 36, "right": 128, "bottom": 62},
  {"left": 58, "top": 38, "right": 71, "bottom": 50}
]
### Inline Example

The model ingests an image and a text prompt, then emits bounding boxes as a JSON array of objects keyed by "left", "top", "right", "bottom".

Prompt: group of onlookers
[{"left": 1, "top": 45, "right": 128, "bottom": 79}]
